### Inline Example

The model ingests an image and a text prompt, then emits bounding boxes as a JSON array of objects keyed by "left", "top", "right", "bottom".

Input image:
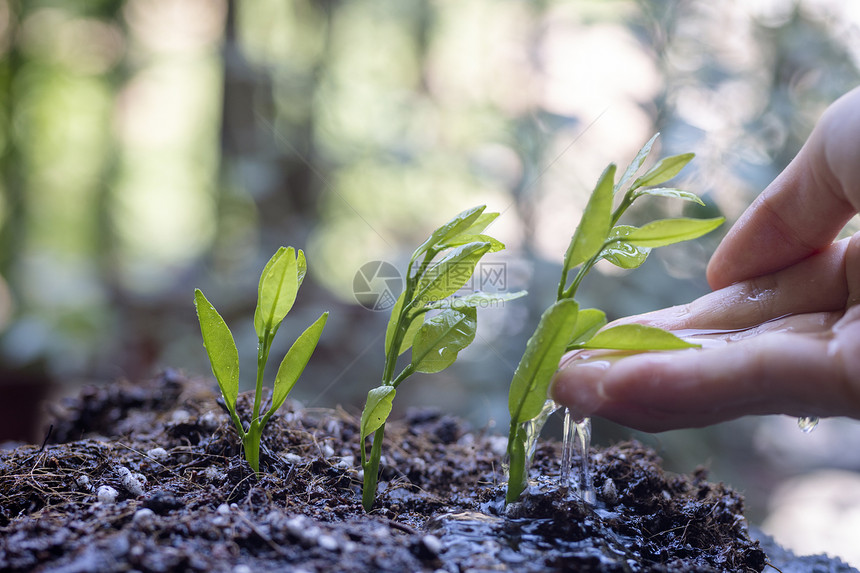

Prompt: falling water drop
[{"left": 797, "top": 416, "right": 819, "bottom": 433}]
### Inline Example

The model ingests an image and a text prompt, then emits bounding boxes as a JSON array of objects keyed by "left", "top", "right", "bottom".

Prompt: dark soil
[{"left": 0, "top": 370, "right": 835, "bottom": 572}]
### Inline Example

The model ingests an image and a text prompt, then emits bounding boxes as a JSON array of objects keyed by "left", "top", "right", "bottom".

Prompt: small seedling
[
  {"left": 360, "top": 205, "right": 526, "bottom": 511},
  {"left": 505, "top": 134, "right": 724, "bottom": 503},
  {"left": 195, "top": 247, "right": 328, "bottom": 473}
]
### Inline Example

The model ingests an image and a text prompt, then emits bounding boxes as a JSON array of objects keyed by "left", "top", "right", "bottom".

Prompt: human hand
[{"left": 551, "top": 87, "right": 860, "bottom": 432}]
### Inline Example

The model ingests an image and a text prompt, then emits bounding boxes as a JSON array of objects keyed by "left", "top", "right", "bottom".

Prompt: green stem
[
  {"left": 611, "top": 191, "right": 634, "bottom": 227},
  {"left": 253, "top": 331, "right": 272, "bottom": 422},
  {"left": 243, "top": 418, "right": 263, "bottom": 473},
  {"left": 561, "top": 234, "right": 629, "bottom": 301},
  {"left": 557, "top": 263, "right": 569, "bottom": 301},
  {"left": 505, "top": 422, "right": 526, "bottom": 503},
  {"left": 364, "top": 250, "right": 437, "bottom": 511},
  {"left": 229, "top": 409, "right": 247, "bottom": 440},
  {"left": 362, "top": 424, "right": 386, "bottom": 511},
  {"left": 562, "top": 257, "right": 598, "bottom": 301},
  {"left": 382, "top": 281, "right": 423, "bottom": 385},
  {"left": 391, "top": 364, "right": 414, "bottom": 389},
  {"left": 382, "top": 338, "right": 401, "bottom": 385}
]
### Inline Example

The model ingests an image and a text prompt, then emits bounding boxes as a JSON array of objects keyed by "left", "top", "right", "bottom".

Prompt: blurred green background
[{"left": 2, "top": 0, "right": 860, "bottom": 563}]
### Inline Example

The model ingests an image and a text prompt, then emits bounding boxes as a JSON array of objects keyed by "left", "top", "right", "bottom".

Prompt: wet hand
[{"left": 551, "top": 87, "right": 860, "bottom": 431}]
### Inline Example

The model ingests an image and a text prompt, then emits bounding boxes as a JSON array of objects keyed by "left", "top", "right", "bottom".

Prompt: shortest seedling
[{"left": 195, "top": 247, "right": 328, "bottom": 473}]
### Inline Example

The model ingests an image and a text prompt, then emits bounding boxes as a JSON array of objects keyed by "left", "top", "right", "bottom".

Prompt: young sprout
[
  {"left": 360, "top": 205, "right": 526, "bottom": 511},
  {"left": 195, "top": 247, "right": 328, "bottom": 473},
  {"left": 505, "top": 134, "right": 724, "bottom": 504}
]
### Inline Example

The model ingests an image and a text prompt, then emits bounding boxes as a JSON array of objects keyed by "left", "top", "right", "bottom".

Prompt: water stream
[
  {"left": 520, "top": 399, "right": 559, "bottom": 471},
  {"left": 560, "top": 410, "right": 596, "bottom": 503},
  {"left": 514, "top": 399, "right": 595, "bottom": 504}
]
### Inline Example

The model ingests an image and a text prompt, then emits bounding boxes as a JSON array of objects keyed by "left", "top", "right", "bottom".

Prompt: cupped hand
[{"left": 551, "top": 87, "right": 860, "bottom": 432}]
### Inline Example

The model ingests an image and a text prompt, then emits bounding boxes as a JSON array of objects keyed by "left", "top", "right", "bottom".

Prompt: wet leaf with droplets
[{"left": 411, "top": 308, "right": 477, "bottom": 374}]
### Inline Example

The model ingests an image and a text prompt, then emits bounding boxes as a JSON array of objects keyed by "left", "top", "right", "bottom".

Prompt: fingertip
[
  {"left": 705, "top": 253, "right": 730, "bottom": 291},
  {"left": 551, "top": 357, "right": 611, "bottom": 420}
]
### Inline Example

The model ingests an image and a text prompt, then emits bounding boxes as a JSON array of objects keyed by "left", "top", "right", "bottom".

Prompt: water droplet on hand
[{"left": 797, "top": 416, "right": 819, "bottom": 433}]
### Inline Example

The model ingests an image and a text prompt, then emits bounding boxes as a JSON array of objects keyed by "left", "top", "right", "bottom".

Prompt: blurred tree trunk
[{"left": 217, "top": 0, "right": 335, "bottom": 263}]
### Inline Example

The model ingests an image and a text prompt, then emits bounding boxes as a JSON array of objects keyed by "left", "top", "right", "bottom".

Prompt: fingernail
[{"left": 550, "top": 358, "right": 611, "bottom": 419}]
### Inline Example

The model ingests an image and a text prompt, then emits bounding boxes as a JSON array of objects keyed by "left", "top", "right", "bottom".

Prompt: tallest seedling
[
  {"left": 195, "top": 247, "right": 328, "bottom": 473},
  {"left": 505, "top": 134, "right": 725, "bottom": 503}
]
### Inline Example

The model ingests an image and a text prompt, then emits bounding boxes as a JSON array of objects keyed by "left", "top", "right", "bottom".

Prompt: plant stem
[
  {"left": 557, "top": 263, "right": 568, "bottom": 301},
  {"left": 562, "top": 257, "right": 598, "bottom": 300},
  {"left": 253, "top": 331, "right": 272, "bottom": 422},
  {"left": 362, "top": 424, "right": 386, "bottom": 511},
  {"left": 505, "top": 422, "right": 526, "bottom": 503},
  {"left": 611, "top": 191, "right": 634, "bottom": 227},
  {"left": 229, "top": 409, "right": 246, "bottom": 440},
  {"left": 391, "top": 364, "right": 414, "bottom": 389},
  {"left": 243, "top": 419, "right": 263, "bottom": 473}
]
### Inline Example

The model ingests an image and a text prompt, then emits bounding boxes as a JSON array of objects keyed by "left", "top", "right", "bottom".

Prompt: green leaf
[
  {"left": 414, "top": 241, "right": 492, "bottom": 306},
  {"left": 397, "top": 313, "right": 425, "bottom": 356},
  {"left": 438, "top": 233, "right": 504, "bottom": 253},
  {"left": 254, "top": 247, "right": 300, "bottom": 338},
  {"left": 600, "top": 225, "right": 651, "bottom": 269},
  {"left": 296, "top": 249, "right": 307, "bottom": 289},
  {"left": 194, "top": 289, "right": 240, "bottom": 413},
  {"left": 384, "top": 291, "right": 425, "bottom": 357},
  {"left": 508, "top": 299, "right": 580, "bottom": 423},
  {"left": 567, "top": 308, "right": 607, "bottom": 347},
  {"left": 411, "top": 308, "right": 477, "bottom": 374},
  {"left": 460, "top": 212, "right": 499, "bottom": 236},
  {"left": 624, "top": 217, "right": 724, "bottom": 248},
  {"left": 267, "top": 312, "right": 328, "bottom": 417},
  {"left": 563, "top": 164, "right": 615, "bottom": 272},
  {"left": 615, "top": 133, "right": 659, "bottom": 194},
  {"left": 426, "top": 290, "right": 528, "bottom": 310},
  {"left": 632, "top": 187, "right": 704, "bottom": 205},
  {"left": 581, "top": 324, "right": 699, "bottom": 350},
  {"left": 629, "top": 152, "right": 694, "bottom": 191},
  {"left": 360, "top": 386, "right": 396, "bottom": 443},
  {"left": 411, "top": 205, "right": 486, "bottom": 266}
]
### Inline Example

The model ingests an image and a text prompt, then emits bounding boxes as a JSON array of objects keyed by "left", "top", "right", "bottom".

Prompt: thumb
[{"left": 708, "top": 87, "right": 860, "bottom": 289}]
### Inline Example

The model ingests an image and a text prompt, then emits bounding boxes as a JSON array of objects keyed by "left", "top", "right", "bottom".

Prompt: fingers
[
  {"left": 846, "top": 231, "right": 860, "bottom": 308},
  {"left": 613, "top": 238, "right": 850, "bottom": 332},
  {"left": 551, "top": 327, "right": 860, "bottom": 432},
  {"left": 708, "top": 87, "right": 860, "bottom": 289}
]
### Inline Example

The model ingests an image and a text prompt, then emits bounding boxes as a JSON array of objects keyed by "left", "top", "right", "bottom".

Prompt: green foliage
[
  {"left": 578, "top": 324, "right": 699, "bottom": 351},
  {"left": 505, "top": 135, "right": 724, "bottom": 504},
  {"left": 360, "top": 205, "right": 526, "bottom": 511},
  {"left": 411, "top": 307, "right": 478, "bottom": 374},
  {"left": 195, "top": 247, "right": 328, "bottom": 473},
  {"left": 563, "top": 164, "right": 615, "bottom": 274}
]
